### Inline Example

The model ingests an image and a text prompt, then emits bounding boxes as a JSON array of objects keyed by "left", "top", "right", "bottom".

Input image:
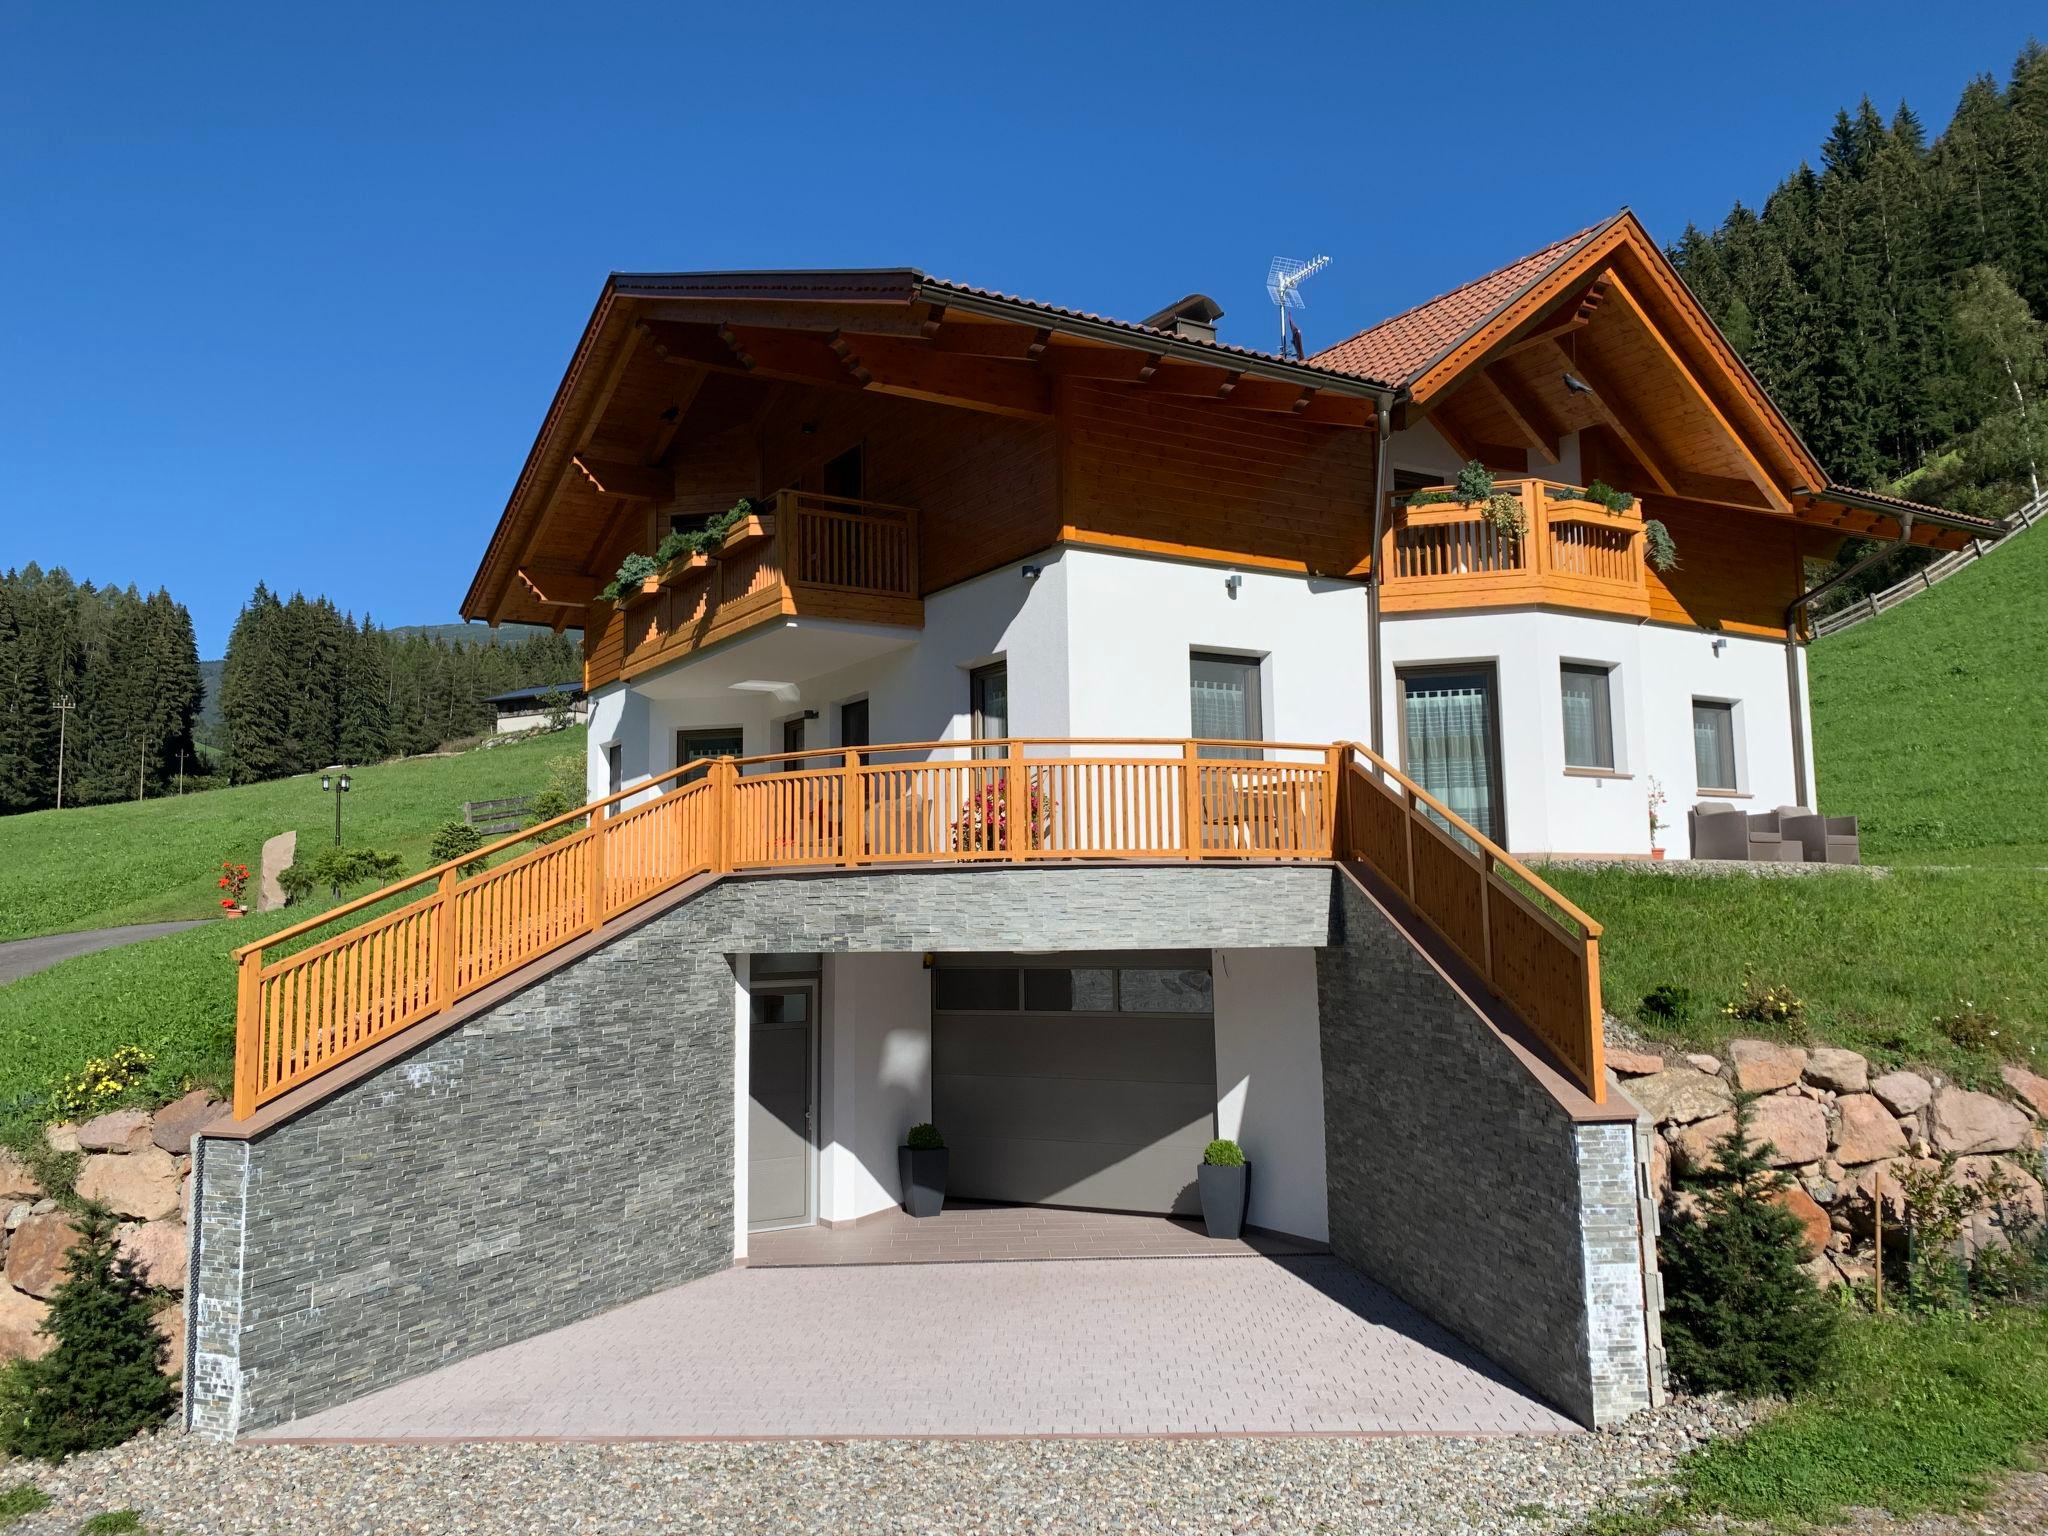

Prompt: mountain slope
[{"left": 1809, "top": 521, "right": 2047, "bottom": 862}]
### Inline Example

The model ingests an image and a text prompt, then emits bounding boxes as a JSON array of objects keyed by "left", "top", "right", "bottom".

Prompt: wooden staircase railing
[{"left": 231, "top": 737, "right": 1606, "bottom": 1118}]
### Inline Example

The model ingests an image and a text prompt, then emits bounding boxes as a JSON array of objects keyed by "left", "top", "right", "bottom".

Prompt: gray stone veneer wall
[
  {"left": 188, "top": 865, "right": 1332, "bottom": 1437},
  {"left": 1317, "top": 873, "right": 1654, "bottom": 1427}
]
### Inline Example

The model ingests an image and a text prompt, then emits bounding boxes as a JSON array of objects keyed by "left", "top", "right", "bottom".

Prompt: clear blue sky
[{"left": 2, "top": 1, "right": 2039, "bottom": 655}]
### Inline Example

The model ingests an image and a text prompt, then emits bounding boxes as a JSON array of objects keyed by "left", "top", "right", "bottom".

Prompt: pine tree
[
  {"left": 0, "top": 585, "right": 45, "bottom": 813},
  {"left": 0, "top": 1208, "right": 177, "bottom": 1460},
  {"left": 1658, "top": 1096, "right": 1839, "bottom": 1396},
  {"left": 339, "top": 615, "right": 391, "bottom": 764}
]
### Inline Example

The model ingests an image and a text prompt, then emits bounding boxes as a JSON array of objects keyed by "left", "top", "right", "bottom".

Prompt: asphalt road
[{"left": 0, "top": 919, "right": 206, "bottom": 985}]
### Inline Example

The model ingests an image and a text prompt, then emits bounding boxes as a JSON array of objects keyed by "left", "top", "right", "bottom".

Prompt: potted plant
[
  {"left": 216, "top": 860, "right": 250, "bottom": 917},
  {"left": 1647, "top": 776, "right": 1668, "bottom": 859},
  {"left": 1198, "top": 1138, "right": 1248, "bottom": 1239},
  {"left": 899, "top": 1122, "right": 948, "bottom": 1218}
]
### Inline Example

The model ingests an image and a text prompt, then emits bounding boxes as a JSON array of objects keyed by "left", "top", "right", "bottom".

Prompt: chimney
[{"left": 1140, "top": 294, "right": 1225, "bottom": 344}]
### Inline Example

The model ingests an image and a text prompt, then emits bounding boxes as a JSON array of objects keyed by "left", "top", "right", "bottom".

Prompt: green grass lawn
[
  {"left": 1543, "top": 863, "right": 2046, "bottom": 1086},
  {"left": 0, "top": 729, "right": 584, "bottom": 942},
  {"left": 1584, "top": 1310, "right": 2048, "bottom": 1533},
  {"left": 1809, "top": 521, "right": 2048, "bottom": 864}
]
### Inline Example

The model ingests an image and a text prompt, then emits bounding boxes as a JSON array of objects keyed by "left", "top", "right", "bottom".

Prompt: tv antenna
[{"left": 1267, "top": 254, "right": 1332, "bottom": 359}]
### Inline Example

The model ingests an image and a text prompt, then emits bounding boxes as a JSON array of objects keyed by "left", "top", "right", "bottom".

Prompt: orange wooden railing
[
  {"left": 1379, "top": 477, "right": 1647, "bottom": 620},
  {"left": 1330, "top": 743, "right": 1606, "bottom": 1100},
  {"left": 230, "top": 735, "right": 1604, "bottom": 1117}
]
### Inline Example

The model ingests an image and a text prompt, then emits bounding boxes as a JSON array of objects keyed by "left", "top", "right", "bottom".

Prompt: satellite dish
[{"left": 1267, "top": 254, "right": 1332, "bottom": 358}]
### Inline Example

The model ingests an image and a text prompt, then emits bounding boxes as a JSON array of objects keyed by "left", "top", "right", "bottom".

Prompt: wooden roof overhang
[
  {"left": 463, "top": 271, "right": 1398, "bottom": 628},
  {"left": 1344, "top": 211, "right": 2000, "bottom": 555}
]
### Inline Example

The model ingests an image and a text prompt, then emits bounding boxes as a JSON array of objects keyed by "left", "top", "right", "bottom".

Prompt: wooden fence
[{"left": 231, "top": 736, "right": 1606, "bottom": 1118}]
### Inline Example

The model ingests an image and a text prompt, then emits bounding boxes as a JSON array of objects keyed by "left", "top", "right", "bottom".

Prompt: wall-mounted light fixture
[
  {"left": 1710, "top": 636, "right": 1728, "bottom": 656},
  {"left": 1021, "top": 564, "right": 1042, "bottom": 582},
  {"left": 800, "top": 420, "right": 819, "bottom": 436},
  {"left": 1224, "top": 570, "right": 1243, "bottom": 599}
]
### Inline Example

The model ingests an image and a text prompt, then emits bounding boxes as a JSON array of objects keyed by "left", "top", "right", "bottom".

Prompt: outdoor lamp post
[{"left": 320, "top": 771, "right": 351, "bottom": 897}]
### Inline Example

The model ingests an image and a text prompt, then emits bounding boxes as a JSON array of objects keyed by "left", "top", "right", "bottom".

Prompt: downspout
[
  {"left": 1781, "top": 509, "right": 1913, "bottom": 805},
  {"left": 1367, "top": 403, "right": 1393, "bottom": 756}
]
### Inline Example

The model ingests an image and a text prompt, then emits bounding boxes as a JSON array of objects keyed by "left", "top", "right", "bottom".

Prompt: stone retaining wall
[{"left": 1317, "top": 873, "right": 1656, "bottom": 1428}]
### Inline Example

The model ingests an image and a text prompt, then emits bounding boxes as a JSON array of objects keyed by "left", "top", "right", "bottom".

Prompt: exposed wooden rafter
[
  {"left": 1497, "top": 277, "right": 1611, "bottom": 359},
  {"left": 516, "top": 562, "right": 601, "bottom": 609},
  {"left": 570, "top": 454, "right": 672, "bottom": 502},
  {"left": 827, "top": 328, "right": 872, "bottom": 385},
  {"left": 1467, "top": 367, "right": 1554, "bottom": 460},
  {"left": 1552, "top": 336, "right": 1677, "bottom": 496}
]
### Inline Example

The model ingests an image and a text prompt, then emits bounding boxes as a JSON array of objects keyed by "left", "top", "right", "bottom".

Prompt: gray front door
[{"left": 748, "top": 984, "right": 814, "bottom": 1230}]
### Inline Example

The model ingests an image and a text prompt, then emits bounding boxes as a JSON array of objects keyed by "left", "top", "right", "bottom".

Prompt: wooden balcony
[
  {"left": 227, "top": 737, "right": 1609, "bottom": 1124},
  {"left": 1379, "top": 477, "right": 1650, "bottom": 619},
  {"left": 585, "top": 490, "right": 923, "bottom": 688}
]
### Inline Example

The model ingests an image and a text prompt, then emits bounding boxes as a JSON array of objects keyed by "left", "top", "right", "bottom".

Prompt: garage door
[{"left": 931, "top": 956, "right": 1216, "bottom": 1216}]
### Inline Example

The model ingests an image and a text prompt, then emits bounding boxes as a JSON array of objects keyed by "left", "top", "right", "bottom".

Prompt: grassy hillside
[
  {"left": 0, "top": 728, "right": 584, "bottom": 942},
  {"left": 1809, "top": 523, "right": 2048, "bottom": 863}
]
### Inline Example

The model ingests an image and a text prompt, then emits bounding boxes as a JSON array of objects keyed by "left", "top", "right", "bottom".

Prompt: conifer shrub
[
  {"left": 904, "top": 1122, "right": 945, "bottom": 1151},
  {"left": 0, "top": 1209, "right": 177, "bottom": 1461},
  {"left": 1659, "top": 1095, "right": 1838, "bottom": 1395},
  {"left": 427, "top": 820, "right": 487, "bottom": 875}
]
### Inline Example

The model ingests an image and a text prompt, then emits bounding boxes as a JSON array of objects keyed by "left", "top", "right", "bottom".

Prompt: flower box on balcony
[{"left": 716, "top": 513, "right": 775, "bottom": 557}]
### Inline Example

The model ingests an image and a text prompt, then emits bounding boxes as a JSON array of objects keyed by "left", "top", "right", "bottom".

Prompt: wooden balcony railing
[
  {"left": 1379, "top": 477, "right": 1649, "bottom": 619},
  {"left": 230, "top": 737, "right": 1606, "bottom": 1120},
  {"left": 588, "top": 490, "right": 922, "bottom": 688}
]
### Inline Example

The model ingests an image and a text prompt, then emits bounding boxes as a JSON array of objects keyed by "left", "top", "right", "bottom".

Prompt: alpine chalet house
[{"left": 185, "top": 211, "right": 1994, "bottom": 1441}]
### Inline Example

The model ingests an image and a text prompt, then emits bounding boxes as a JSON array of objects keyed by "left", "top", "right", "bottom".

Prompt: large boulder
[
  {"left": 0, "top": 1284, "right": 51, "bottom": 1364},
  {"left": 1748, "top": 1093, "right": 1829, "bottom": 1167},
  {"left": 1773, "top": 1185, "right": 1831, "bottom": 1258},
  {"left": 1607, "top": 1048, "right": 1664, "bottom": 1078},
  {"left": 1928, "top": 1087, "right": 2032, "bottom": 1156},
  {"left": 1950, "top": 1156, "right": 2046, "bottom": 1256},
  {"left": 151, "top": 1089, "right": 224, "bottom": 1155},
  {"left": 1832, "top": 1093, "right": 1909, "bottom": 1165},
  {"left": 76, "top": 1108, "right": 154, "bottom": 1153},
  {"left": 2001, "top": 1064, "right": 2048, "bottom": 1120},
  {"left": 1626, "top": 1069, "right": 1734, "bottom": 1126},
  {"left": 0, "top": 1149, "right": 37, "bottom": 1201},
  {"left": 1728, "top": 1039, "right": 1808, "bottom": 1094},
  {"left": 1804, "top": 1047, "right": 1869, "bottom": 1095},
  {"left": 4, "top": 1211, "right": 83, "bottom": 1298},
  {"left": 75, "top": 1146, "right": 182, "bottom": 1220},
  {"left": 1672, "top": 1113, "right": 1737, "bottom": 1174},
  {"left": 116, "top": 1219, "right": 188, "bottom": 1292},
  {"left": 1871, "top": 1070, "right": 1933, "bottom": 1118}
]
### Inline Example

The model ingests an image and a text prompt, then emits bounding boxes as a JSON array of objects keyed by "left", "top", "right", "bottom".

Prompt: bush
[
  {"left": 0, "top": 1209, "right": 177, "bottom": 1461},
  {"left": 1637, "top": 983, "right": 1693, "bottom": 1026},
  {"left": 1203, "top": 1138, "right": 1246, "bottom": 1167},
  {"left": 1659, "top": 1096, "right": 1838, "bottom": 1395},
  {"left": 427, "top": 820, "right": 486, "bottom": 875},
  {"left": 905, "top": 1122, "right": 944, "bottom": 1151},
  {"left": 1643, "top": 517, "right": 1680, "bottom": 573},
  {"left": 1720, "top": 972, "right": 1810, "bottom": 1040},
  {"left": 527, "top": 788, "right": 581, "bottom": 844},
  {"left": 276, "top": 846, "right": 403, "bottom": 903},
  {"left": 1584, "top": 478, "right": 1636, "bottom": 513}
]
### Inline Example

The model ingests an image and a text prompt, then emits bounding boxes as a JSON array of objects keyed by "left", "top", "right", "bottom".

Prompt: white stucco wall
[
  {"left": 818, "top": 952, "right": 933, "bottom": 1224},
  {"left": 731, "top": 954, "right": 752, "bottom": 1261},
  {"left": 1377, "top": 609, "right": 1810, "bottom": 856},
  {"left": 1211, "top": 946, "right": 1328, "bottom": 1242}
]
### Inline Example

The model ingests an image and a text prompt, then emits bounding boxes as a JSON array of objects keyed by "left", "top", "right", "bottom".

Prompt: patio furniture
[
  {"left": 1778, "top": 809, "right": 1861, "bottom": 865},
  {"left": 1688, "top": 802, "right": 1748, "bottom": 859}
]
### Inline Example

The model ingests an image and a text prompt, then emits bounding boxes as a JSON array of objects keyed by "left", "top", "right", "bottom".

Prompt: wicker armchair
[{"left": 1778, "top": 809, "right": 1861, "bottom": 865}]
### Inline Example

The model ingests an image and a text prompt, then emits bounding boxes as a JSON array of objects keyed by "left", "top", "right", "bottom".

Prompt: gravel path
[{"left": 0, "top": 1397, "right": 1761, "bottom": 1536}]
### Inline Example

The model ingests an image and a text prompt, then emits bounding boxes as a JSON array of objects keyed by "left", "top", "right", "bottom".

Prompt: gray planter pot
[
  {"left": 1197, "top": 1162, "right": 1248, "bottom": 1239},
  {"left": 899, "top": 1146, "right": 949, "bottom": 1218}
]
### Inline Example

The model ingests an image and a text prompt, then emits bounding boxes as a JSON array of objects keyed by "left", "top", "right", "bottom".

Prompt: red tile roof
[{"left": 1309, "top": 222, "right": 1611, "bottom": 387}]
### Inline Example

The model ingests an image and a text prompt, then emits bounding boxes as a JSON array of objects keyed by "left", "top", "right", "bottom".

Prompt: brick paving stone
[{"left": 253, "top": 1255, "right": 1578, "bottom": 1441}]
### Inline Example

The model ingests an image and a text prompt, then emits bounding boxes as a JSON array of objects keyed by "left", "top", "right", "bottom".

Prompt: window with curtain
[
  {"left": 1693, "top": 700, "right": 1738, "bottom": 790},
  {"left": 1400, "top": 667, "right": 1504, "bottom": 845},
  {"left": 1560, "top": 663, "right": 1616, "bottom": 770},
  {"left": 970, "top": 663, "right": 1007, "bottom": 758},
  {"left": 1189, "top": 652, "right": 1262, "bottom": 759}
]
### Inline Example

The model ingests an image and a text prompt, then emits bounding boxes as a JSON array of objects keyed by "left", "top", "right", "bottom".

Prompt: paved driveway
[
  {"left": 0, "top": 920, "right": 204, "bottom": 985},
  {"left": 256, "top": 1256, "right": 1577, "bottom": 1440}
]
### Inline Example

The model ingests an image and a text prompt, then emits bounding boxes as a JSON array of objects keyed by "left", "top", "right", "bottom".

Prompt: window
[
  {"left": 677, "top": 727, "right": 744, "bottom": 785},
  {"left": 1190, "top": 652, "right": 1262, "bottom": 759},
  {"left": 1693, "top": 700, "right": 1738, "bottom": 791},
  {"left": 605, "top": 743, "right": 623, "bottom": 804},
  {"left": 781, "top": 716, "right": 806, "bottom": 773},
  {"left": 970, "top": 662, "right": 1008, "bottom": 757},
  {"left": 839, "top": 698, "right": 870, "bottom": 751},
  {"left": 823, "top": 444, "right": 865, "bottom": 503},
  {"left": 1560, "top": 663, "right": 1616, "bottom": 771},
  {"left": 1399, "top": 664, "right": 1506, "bottom": 846}
]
